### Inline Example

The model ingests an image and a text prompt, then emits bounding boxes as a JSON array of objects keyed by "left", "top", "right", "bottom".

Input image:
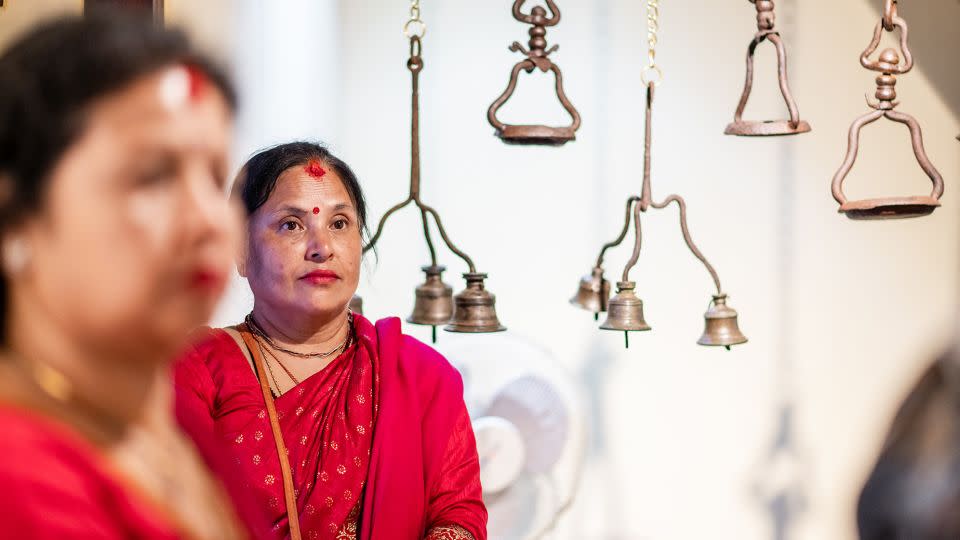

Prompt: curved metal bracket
[
  {"left": 725, "top": 31, "right": 810, "bottom": 137},
  {"left": 487, "top": 59, "right": 581, "bottom": 145},
  {"left": 650, "top": 195, "right": 723, "bottom": 296},
  {"left": 512, "top": 0, "right": 560, "bottom": 26},
  {"left": 831, "top": 108, "right": 943, "bottom": 219},
  {"left": 860, "top": 16, "right": 913, "bottom": 74}
]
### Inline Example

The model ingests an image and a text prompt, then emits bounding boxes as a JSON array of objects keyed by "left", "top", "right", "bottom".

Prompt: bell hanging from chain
[
  {"left": 349, "top": 294, "right": 364, "bottom": 316},
  {"left": 697, "top": 294, "right": 747, "bottom": 349},
  {"left": 599, "top": 281, "right": 651, "bottom": 348},
  {"left": 445, "top": 273, "right": 506, "bottom": 333},
  {"left": 408, "top": 265, "right": 454, "bottom": 342},
  {"left": 570, "top": 267, "right": 611, "bottom": 320}
]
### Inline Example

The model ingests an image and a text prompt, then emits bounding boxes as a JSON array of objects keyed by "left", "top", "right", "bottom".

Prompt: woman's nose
[
  {"left": 307, "top": 230, "right": 334, "bottom": 262},
  {"left": 184, "top": 168, "right": 232, "bottom": 239}
]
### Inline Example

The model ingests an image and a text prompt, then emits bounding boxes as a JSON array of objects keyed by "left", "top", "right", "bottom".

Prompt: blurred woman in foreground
[{"left": 0, "top": 12, "right": 250, "bottom": 539}]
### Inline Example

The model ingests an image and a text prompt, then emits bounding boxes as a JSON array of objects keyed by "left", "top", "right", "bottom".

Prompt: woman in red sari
[
  {"left": 0, "top": 11, "right": 250, "bottom": 540},
  {"left": 175, "top": 142, "right": 486, "bottom": 540}
]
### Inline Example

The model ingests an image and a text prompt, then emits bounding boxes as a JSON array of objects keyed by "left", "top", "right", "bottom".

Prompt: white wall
[
  {"left": 3, "top": 1, "right": 959, "bottom": 538},
  {"left": 331, "top": 2, "right": 960, "bottom": 539}
]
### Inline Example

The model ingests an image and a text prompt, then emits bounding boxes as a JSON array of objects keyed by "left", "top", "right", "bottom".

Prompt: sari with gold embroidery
[{"left": 175, "top": 315, "right": 485, "bottom": 540}]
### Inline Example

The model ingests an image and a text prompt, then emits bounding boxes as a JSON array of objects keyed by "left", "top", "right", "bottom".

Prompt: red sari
[
  {"left": 174, "top": 315, "right": 486, "bottom": 540},
  {"left": 0, "top": 405, "right": 186, "bottom": 539}
]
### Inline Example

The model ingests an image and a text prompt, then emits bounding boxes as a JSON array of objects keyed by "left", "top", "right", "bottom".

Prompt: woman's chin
[{"left": 298, "top": 301, "right": 351, "bottom": 320}]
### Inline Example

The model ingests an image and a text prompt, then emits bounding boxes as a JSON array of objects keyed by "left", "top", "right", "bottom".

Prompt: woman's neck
[
  {"left": 3, "top": 295, "right": 164, "bottom": 441},
  {"left": 250, "top": 301, "right": 351, "bottom": 352}
]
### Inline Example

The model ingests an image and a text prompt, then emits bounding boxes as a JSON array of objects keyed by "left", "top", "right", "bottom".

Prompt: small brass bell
[
  {"left": 408, "top": 265, "right": 454, "bottom": 342},
  {"left": 599, "top": 281, "right": 651, "bottom": 348},
  {"left": 349, "top": 294, "right": 364, "bottom": 315},
  {"left": 445, "top": 272, "right": 506, "bottom": 333},
  {"left": 697, "top": 294, "right": 748, "bottom": 349},
  {"left": 570, "top": 267, "right": 610, "bottom": 320}
]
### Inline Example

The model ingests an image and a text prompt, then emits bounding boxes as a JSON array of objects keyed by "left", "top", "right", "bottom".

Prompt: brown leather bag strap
[{"left": 237, "top": 324, "right": 302, "bottom": 540}]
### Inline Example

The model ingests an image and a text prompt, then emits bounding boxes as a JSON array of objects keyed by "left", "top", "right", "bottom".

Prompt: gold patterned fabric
[
  {"left": 335, "top": 503, "right": 360, "bottom": 540},
  {"left": 424, "top": 524, "right": 475, "bottom": 540}
]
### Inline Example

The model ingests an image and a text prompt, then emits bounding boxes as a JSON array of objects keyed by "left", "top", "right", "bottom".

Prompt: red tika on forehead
[
  {"left": 305, "top": 160, "right": 327, "bottom": 179},
  {"left": 185, "top": 65, "right": 207, "bottom": 101}
]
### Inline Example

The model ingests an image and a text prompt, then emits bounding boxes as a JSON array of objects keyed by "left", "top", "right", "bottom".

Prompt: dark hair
[
  {"left": 0, "top": 10, "right": 236, "bottom": 228},
  {"left": 233, "top": 141, "right": 369, "bottom": 241},
  {"left": 858, "top": 352, "right": 960, "bottom": 539},
  {"left": 0, "top": 10, "right": 237, "bottom": 339}
]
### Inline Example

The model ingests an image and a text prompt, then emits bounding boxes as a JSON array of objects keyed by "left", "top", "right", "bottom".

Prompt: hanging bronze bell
[
  {"left": 445, "top": 273, "right": 506, "bottom": 333},
  {"left": 349, "top": 294, "right": 364, "bottom": 315},
  {"left": 697, "top": 294, "right": 747, "bottom": 348},
  {"left": 599, "top": 282, "right": 651, "bottom": 332},
  {"left": 570, "top": 267, "right": 610, "bottom": 316},
  {"left": 407, "top": 265, "right": 454, "bottom": 326}
]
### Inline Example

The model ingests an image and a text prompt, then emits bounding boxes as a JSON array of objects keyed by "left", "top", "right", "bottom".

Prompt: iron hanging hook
[
  {"left": 512, "top": 0, "right": 560, "bottom": 27},
  {"left": 830, "top": 0, "right": 941, "bottom": 220},
  {"left": 725, "top": 0, "right": 810, "bottom": 137},
  {"left": 860, "top": 15, "right": 913, "bottom": 75},
  {"left": 487, "top": 0, "right": 581, "bottom": 145}
]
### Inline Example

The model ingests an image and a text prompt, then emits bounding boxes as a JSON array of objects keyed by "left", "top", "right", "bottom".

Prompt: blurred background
[{"left": 2, "top": 1, "right": 959, "bottom": 538}]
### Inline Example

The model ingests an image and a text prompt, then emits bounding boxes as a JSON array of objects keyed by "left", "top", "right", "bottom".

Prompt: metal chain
[
  {"left": 642, "top": 0, "right": 663, "bottom": 85},
  {"left": 404, "top": 0, "right": 426, "bottom": 38}
]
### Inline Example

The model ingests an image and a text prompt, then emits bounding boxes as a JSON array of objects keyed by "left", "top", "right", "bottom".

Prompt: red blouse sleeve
[
  {"left": 172, "top": 332, "right": 219, "bottom": 440},
  {"left": 171, "top": 331, "right": 270, "bottom": 540}
]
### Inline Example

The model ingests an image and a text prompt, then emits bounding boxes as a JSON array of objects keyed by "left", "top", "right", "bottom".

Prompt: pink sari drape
[{"left": 174, "top": 315, "right": 486, "bottom": 540}]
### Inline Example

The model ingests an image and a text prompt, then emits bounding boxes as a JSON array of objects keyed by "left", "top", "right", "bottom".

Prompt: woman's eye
[
  {"left": 332, "top": 219, "right": 348, "bottom": 230},
  {"left": 138, "top": 166, "right": 175, "bottom": 186},
  {"left": 135, "top": 156, "right": 177, "bottom": 187},
  {"left": 281, "top": 220, "right": 301, "bottom": 232}
]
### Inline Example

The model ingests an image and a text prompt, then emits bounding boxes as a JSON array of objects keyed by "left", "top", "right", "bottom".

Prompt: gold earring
[{"left": 2, "top": 236, "right": 30, "bottom": 275}]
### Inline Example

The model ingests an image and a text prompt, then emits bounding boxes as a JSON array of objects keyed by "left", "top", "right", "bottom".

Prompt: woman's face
[
  {"left": 10, "top": 66, "right": 239, "bottom": 359},
  {"left": 244, "top": 164, "right": 362, "bottom": 322}
]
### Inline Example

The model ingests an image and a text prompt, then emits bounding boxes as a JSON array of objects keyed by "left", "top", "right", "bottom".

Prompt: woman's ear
[{"left": 236, "top": 236, "right": 249, "bottom": 278}]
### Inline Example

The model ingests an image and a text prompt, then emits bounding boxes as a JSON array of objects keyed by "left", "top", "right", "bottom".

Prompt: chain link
[
  {"left": 641, "top": 0, "right": 663, "bottom": 85},
  {"left": 646, "top": 0, "right": 659, "bottom": 67},
  {"left": 883, "top": 0, "right": 898, "bottom": 31},
  {"left": 403, "top": 0, "right": 426, "bottom": 38}
]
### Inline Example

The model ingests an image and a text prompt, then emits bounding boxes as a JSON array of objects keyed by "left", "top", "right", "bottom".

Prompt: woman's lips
[
  {"left": 299, "top": 269, "right": 341, "bottom": 285},
  {"left": 189, "top": 268, "right": 226, "bottom": 292}
]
